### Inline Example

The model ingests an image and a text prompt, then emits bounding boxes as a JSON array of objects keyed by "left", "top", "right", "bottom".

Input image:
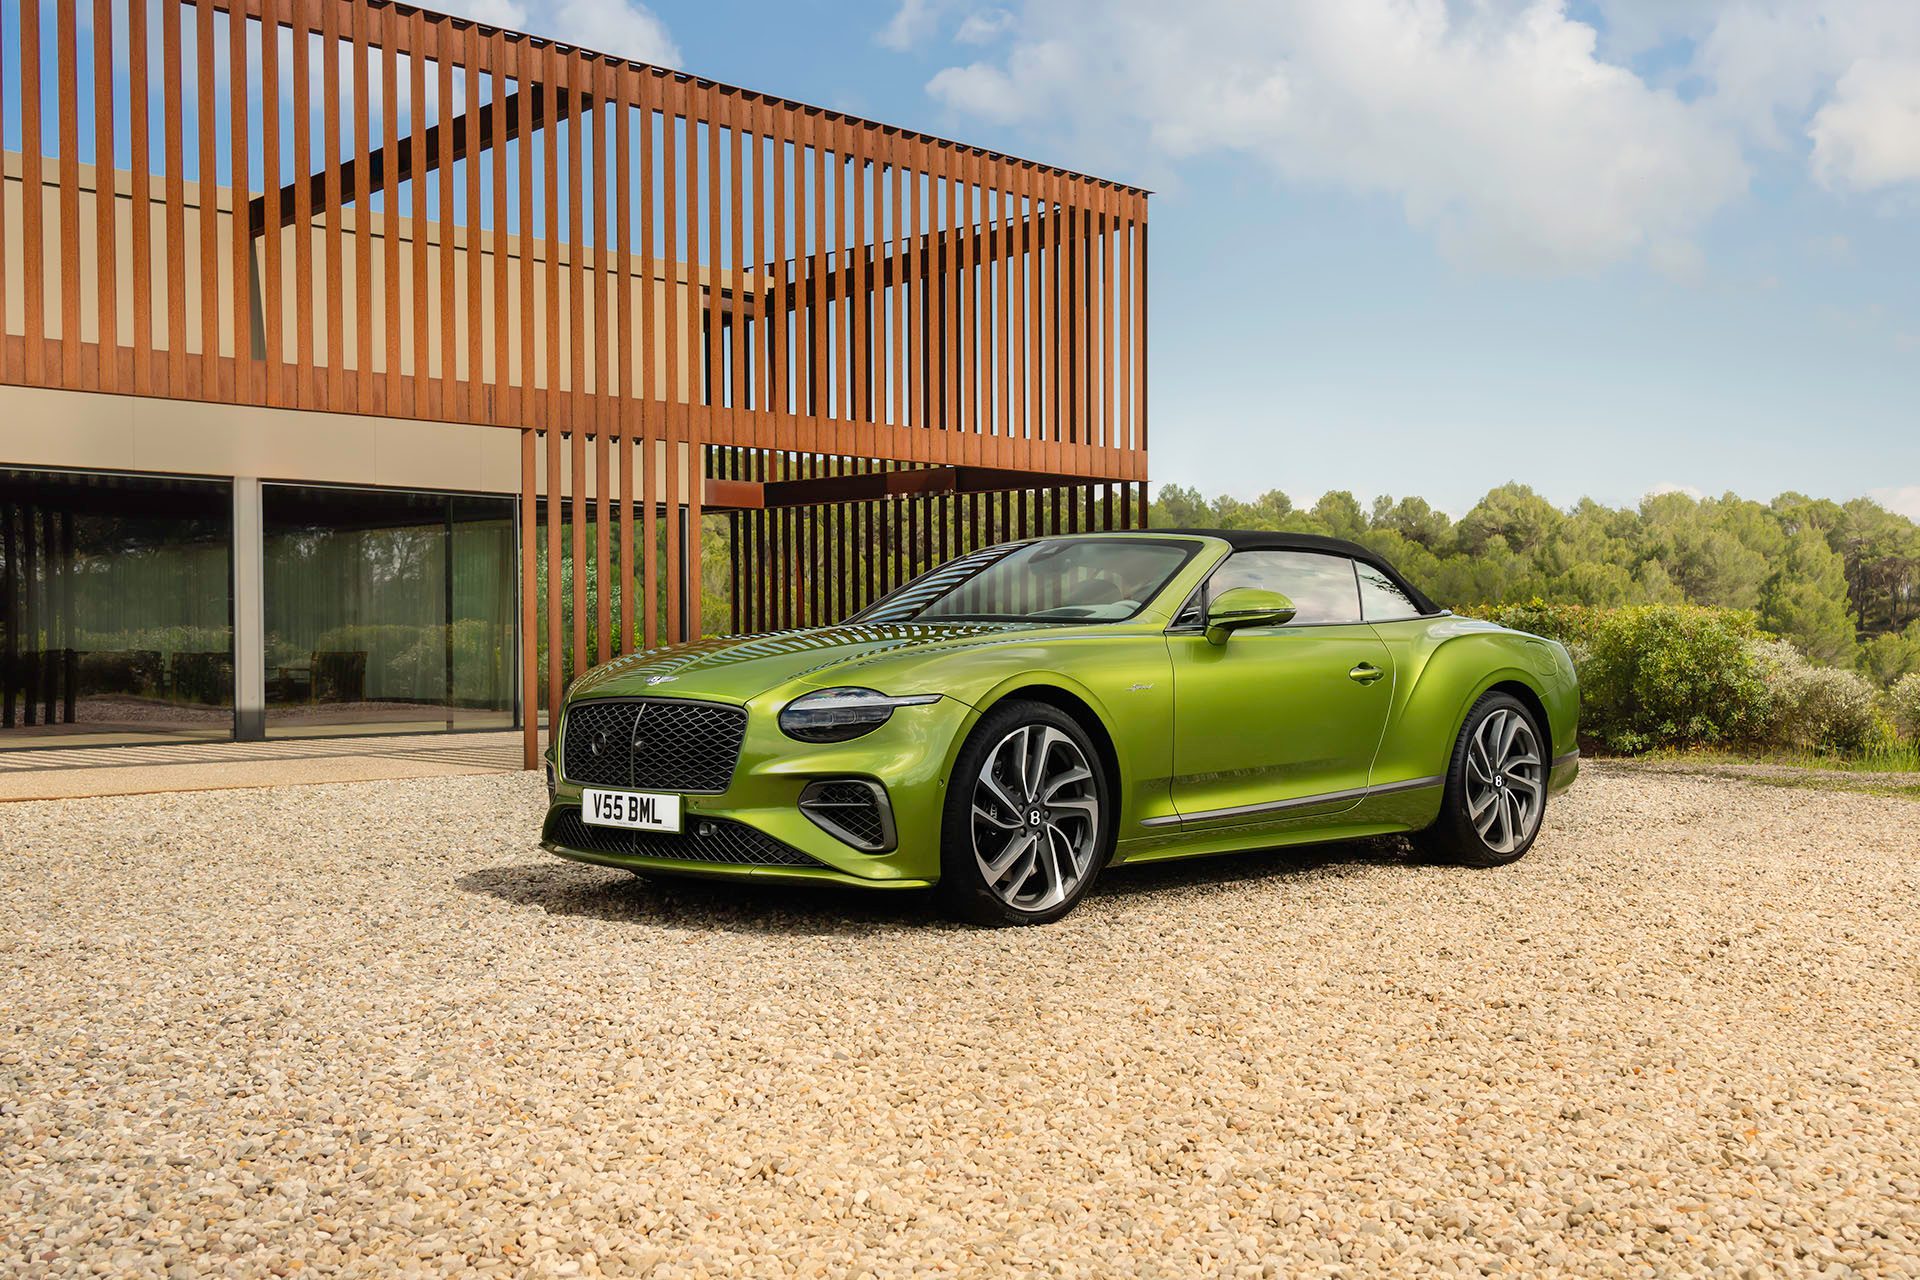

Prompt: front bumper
[{"left": 540, "top": 691, "right": 976, "bottom": 887}]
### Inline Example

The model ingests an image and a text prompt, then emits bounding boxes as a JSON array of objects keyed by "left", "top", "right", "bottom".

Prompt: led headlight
[{"left": 778, "top": 687, "right": 941, "bottom": 743}]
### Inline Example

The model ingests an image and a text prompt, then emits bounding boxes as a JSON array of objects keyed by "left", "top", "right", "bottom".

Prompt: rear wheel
[
  {"left": 1416, "top": 691, "right": 1548, "bottom": 868},
  {"left": 938, "top": 700, "right": 1111, "bottom": 926}
]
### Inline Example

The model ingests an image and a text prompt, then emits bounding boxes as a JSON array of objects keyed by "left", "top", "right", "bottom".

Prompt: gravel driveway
[{"left": 3, "top": 765, "right": 1917, "bottom": 1278}]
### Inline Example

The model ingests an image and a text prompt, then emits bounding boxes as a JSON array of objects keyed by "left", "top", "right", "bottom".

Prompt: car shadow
[{"left": 455, "top": 834, "right": 1423, "bottom": 935}]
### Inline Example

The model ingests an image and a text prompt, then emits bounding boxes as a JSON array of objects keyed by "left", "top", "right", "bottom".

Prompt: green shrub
[
  {"left": 1474, "top": 601, "right": 1771, "bottom": 753},
  {"left": 1752, "top": 640, "right": 1886, "bottom": 754},
  {"left": 1892, "top": 672, "right": 1920, "bottom": 741}
]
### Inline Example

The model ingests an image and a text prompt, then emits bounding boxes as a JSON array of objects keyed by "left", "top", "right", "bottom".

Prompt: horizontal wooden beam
[{"left": 758, "top": 464, "right": 1130, "bottom": 510}]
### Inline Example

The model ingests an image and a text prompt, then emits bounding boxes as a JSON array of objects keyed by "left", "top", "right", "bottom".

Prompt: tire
[
  {"left": 1415, "top": 691, "right": 1550, "bottom": 868},
  {"left": 937, "top": 699, "right": 1114, "bottom": 926}
]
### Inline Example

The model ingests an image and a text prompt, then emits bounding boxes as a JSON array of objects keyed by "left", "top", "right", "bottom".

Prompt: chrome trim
[
  {"left": 1140, "top": 774, "right": 1444, "bottom": 828},
  {"left": 798, "top": 778, "right": 898, "bottom": 854}
]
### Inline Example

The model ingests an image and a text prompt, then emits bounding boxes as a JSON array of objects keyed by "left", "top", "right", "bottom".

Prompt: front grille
[
  {"left": 546, "top": 808, "right": 827, "bottom": 868},
  {"left": 561, "top": 699, "right": 746, "bottom": 793},
  {"left": 798, "top": 779, "right": 893, "bottom": 852}
]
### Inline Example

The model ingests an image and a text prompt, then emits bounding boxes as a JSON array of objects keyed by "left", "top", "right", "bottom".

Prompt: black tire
[
  {"left": 937, "top": 699, "right": 1114, "bottom": 926},
  {"left": 1415, "top": 691, "right": 1550, "bottom": 868}
]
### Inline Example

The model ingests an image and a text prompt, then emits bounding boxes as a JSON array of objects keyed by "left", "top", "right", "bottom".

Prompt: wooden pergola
[{"left": 0, "top": 0, "right": 1151, "bottom": 767}]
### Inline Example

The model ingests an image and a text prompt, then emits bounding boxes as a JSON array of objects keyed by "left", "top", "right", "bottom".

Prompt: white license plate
[{"left": 581, "top": 788, "right": 682, "bottom": 833}]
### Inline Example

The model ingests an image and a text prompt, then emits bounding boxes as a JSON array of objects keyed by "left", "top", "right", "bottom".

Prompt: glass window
[
  {"left": 264, "top": 485, "right": 515, "bottom": 737},
  {"left": 2, "top": 468, "right": 234, "bottom": 749},
  {"left": 1358, "top": 561, "right": 1424, "bottom": 621},
  {"left": 855, "top": 537, "right": 1197, "bottom": 624},
  {"left": 1202, "top": 550, "right": 1362, "bottom": 625}
]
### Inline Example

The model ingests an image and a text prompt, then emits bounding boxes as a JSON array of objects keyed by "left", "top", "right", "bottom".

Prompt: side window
[
  {"left": 1357, "top": 562, "right": 1423, "bottom": 622},
  {"left": 1198, "top": 551, "right": 1362, "bottom": 625}
]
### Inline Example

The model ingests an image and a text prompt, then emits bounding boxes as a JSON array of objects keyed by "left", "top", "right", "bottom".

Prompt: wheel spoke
[
  {"left": 1043, "top": 765, "right": 1091, "bottom": 800},
  {"left": 973, "top": 804, "right": 1020, "bottom": 831},
  {"left": 982, "top": 830, "right": 1036, "bottom": 884},
  {"left": 1024, "top": 728, "right": 1057, "bottom": 799},
  {"left": 1468, "top": 786, "right": 1498, "bottom": 821},
  {"left": 981, "top": 772, "right": 1024, "bottom": 816}
]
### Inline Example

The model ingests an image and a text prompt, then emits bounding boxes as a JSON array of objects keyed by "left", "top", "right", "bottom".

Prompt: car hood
[{"left": 567, "top": 621, "right": 1055, "bottom": 704}]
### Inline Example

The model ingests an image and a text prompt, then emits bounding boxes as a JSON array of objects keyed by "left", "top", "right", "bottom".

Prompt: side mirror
[{"left": 1204, "top": 587, "right": 1297, "bottom": 645}]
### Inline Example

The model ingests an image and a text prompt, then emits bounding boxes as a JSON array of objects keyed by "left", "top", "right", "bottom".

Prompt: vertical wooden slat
[
  {"left": 850, "top": 123, "right": 869, "bottom": 449},
  {"left": 728, "top": 91, "right": 747, "bottom": 436},
  {"left": 160, "top": 0, "right": 187, "bottom": 390},
  {"left": 95, "top": 0, "right": 120, "bottom": 389},
  {"left": 704, "top": 89, "right": 722, "bottom": 425},
  {"left": 464, "top": 20, "right": 484, "bottom": 414},
  {"left": 592, "top": 59, "right": 612, "bottom": 664},
  {"left": 353, "top": 0, "right": 373, "bottom": 405},
  {"left": 563, "top": 51, "right": 586, "bottom": 670},
  {"left": 515, "top": 35, "right": 535, "bottom": 425},
  {"left": 1103, "top": 186, "right": 1117, "bottom": 472},
  {"left": 638, "top": 74, "right": 659, "bottom": 650},
  {"left": 808, "top": 110, "right": 826, "bottom": 452},
  {"left": 490, "top": 31, "right": 511, "bottom": 420},
  {"left": 1128, "top": 192, "right": 1144, "bottom": 487},
  {"left": 126, "top": 0, "right": 154, "bottom": 392},
  {"left": 290, "top": 0, "right": 314, "bottom": 399},
  {"left": 957, "top": 149, "right": 975, "bottom": 465},
  {"left": 768, "top": 99, "right": 789, "bottom": 451},
  {"left": 831, "top": 118, "right": 849, "bottom": 435},
  {"left": 407, "top": 6, "right": 428, "bottom": 412},
  {"left": 432, "top": 13, "right": 454, "bottom": 417},
  {"left": 685, "top": 85, "right": 706, "bottom": 637},
  {"left": 520, "top": 426, "right": 539, "bottom": 767},
  {"left": 749, "top": 99, "right": 768, "bottom": 432},
  {"left": 660, "top": 76, "right": 681, "bottom": 643},
  {"left": 322, "top": 0, "right": 344, "bottom": 406},
  {"left": 615, "top": 64, "right": 636, "bottom": 653},
  {"left": 56, "top": 0, "right": 82, "bottom": 385},
  {"left": 0, "top": 0, "right": 9, "bottom": 383},
  {"left": 224, "top": 0, "right": 246, "bottom": 399},
  {"left": 380, "top": 4, "right": 400, "bottom": 410},
  {"left": 194, "top": 0, "right": 218, "bottom": 393}
]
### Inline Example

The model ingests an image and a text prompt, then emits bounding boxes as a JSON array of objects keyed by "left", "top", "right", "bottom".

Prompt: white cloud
[
  {"left": 878, "top": 0, "right": 946, "bottom": 51},
  {"left": 1810, "top": 57, "right": 1920, "bottom": 191},
  {"left": 1645, "top": 482, "right": 1707, "bottom": 501},
  {"left": 1870, "top": 485, "right": 1920, "bottom": 520},
  {"left": 923, "top": 0, "right": 1748, "bottom": 276},
  {"left": 955, "top": 8, "right": 1014, "bottom": 44},
  {"left": 544, "top": 0, "right": 680, "bottom": 65}
]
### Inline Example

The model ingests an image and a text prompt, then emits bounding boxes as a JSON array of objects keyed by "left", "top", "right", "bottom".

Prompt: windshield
[{"left": 852, "top": 537, "right": 1199, "bottom": 625}]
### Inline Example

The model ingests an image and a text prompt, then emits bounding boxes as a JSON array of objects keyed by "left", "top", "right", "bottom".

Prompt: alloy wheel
[
  {"left": 970, "top": 724, "right": 1102, "bottom": 912},
  {"left": 1464, "top": 707, "right": 1545, "bottom": 855}
]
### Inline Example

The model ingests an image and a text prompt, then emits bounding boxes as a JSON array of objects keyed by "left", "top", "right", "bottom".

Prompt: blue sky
[
  {"left": 8, "top": 0, "right": 1916, "bottom": 518},
  {"left": 606, "top": 0, "right": 1920, "bottom": 518}
]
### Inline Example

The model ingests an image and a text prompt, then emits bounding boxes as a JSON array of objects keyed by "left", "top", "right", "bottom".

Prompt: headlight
[{"left": 778, "top": 687, "right": 941, "bottom": 743}]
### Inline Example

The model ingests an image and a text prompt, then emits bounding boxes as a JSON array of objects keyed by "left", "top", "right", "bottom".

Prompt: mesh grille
[
  {"left": 799, "top": 781, "right": 889, "bottom": 851},
  {"left": 560, "top": 699, "right": 746, "bottom": 793},
  {"left": 546, "top": 808, "right": 827, "bottom": 868}
]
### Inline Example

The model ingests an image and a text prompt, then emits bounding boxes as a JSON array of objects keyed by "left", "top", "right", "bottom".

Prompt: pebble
[{"left": 0, "top": 765, "right": 1916, "bottom": 1276}]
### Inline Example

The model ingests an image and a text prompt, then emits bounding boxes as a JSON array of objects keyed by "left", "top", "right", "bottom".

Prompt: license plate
[{"left": 581, "top": 788, "right": 682, "bottom": 833}]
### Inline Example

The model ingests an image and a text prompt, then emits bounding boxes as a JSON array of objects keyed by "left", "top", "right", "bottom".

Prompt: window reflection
[
  {"left": 1, "top": 469, "right": 234, "bottom": 747},
  {"left": 264, "top": 485, "right": 515, "bottom": 736}
]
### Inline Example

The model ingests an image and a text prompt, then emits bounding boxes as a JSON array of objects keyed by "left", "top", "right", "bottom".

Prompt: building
[{"left": 0, "top": 0, "right": 1149, "bottom": 766}]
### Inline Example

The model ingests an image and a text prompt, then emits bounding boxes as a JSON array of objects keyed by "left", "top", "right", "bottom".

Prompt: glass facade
[
  {"left": 1, "top": 469, "right": 235, "bottom": 748},
  {"left": 263, "top": 485, "right": 517, "bottom": 737}
]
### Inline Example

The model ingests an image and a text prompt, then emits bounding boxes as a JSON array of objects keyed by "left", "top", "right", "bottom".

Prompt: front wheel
[
  {"left": 1416, "top": 691, "right": 1549, "bottom": 868},
  {"left": 938, "top": 701, "right": 1112, "bottom": 926}
]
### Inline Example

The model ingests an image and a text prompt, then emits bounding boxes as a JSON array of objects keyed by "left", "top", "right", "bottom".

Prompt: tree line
[{"left": 1150, "top": 482, "right": 1920, "bottom": 685}]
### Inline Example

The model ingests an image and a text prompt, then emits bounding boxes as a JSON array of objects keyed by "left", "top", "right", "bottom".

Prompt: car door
[{"left": 1166, "top": 550, "right": 1395, "bottom": 823}]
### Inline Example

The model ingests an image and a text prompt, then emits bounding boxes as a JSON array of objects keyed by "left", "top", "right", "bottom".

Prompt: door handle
[{"left": 1348, "top": 662, "right": 1385, "bottom": 685}]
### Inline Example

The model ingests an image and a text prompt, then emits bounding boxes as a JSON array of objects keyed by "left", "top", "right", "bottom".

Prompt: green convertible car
[{"left": 542, "top": 530, "right": 1580, "bottom": 925}]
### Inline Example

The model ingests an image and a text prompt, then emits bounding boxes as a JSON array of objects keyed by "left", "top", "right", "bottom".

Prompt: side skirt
[{"left": 1114, "top": 780, "right": 1445, "bottom": 866}]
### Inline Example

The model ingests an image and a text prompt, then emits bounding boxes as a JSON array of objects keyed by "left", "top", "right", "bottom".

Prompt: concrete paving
[{"left": 0, "top": 731, "right": 535, "bottom": 801}]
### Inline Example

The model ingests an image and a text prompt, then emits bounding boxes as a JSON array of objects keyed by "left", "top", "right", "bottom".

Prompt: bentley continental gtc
[{"left": 542, "top": 530, "right": 1580, "bottom": 925}]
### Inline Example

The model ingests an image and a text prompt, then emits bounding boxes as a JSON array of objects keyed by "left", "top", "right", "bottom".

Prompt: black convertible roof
[{"left": 1102, "top": 527, "right": 1443, "bottom": 616}]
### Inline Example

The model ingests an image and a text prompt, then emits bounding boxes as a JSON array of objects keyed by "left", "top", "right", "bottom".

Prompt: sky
[{"left": 15, "top": 0, "right": 1920, "bottom": 518}]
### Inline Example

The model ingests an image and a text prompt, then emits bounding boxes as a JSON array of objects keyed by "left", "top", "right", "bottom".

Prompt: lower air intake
[{"left": 546, "top": 808, "right": 827, "bottom": 869}]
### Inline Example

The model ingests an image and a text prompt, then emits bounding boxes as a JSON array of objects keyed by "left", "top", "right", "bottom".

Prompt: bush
[
  {"left": 1475, "top": 601, "right": 1771, "bottom": 753},
  {"left": 1892, "top": 672, "right": 1920, "bottom": 741},
  {"left": 1752, "top": 640, "right": 1886, "bottom": 754}
]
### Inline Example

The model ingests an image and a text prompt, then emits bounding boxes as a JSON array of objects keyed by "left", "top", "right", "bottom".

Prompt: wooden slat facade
[{"left": 0, "top": 0, "right": 1149, "bottom": 768}]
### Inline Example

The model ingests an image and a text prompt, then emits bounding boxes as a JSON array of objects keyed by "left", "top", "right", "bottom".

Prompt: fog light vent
[{"left": 798, "top": 779, "right": 895, "bottom": 853}]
